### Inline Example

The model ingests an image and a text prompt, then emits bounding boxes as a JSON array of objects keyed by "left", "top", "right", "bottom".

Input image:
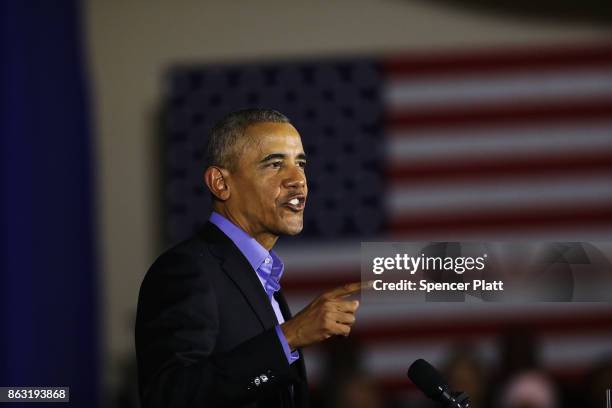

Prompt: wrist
[{"left": 280, "top": 321, "right": 298, "bottom": 350}]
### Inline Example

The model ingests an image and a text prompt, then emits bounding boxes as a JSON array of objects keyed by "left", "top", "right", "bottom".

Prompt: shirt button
[{"left": 264, "top": 257, "right": 271, "bottom": 264}]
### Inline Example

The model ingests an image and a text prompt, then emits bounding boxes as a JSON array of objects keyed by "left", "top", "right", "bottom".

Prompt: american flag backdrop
[{"left": 162, "top": 43, "right": 612, "bottom": 397}]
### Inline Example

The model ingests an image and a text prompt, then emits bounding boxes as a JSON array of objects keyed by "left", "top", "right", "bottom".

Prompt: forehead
[{"left": 242, "top": 122, "right": 304, "bottom": 155}]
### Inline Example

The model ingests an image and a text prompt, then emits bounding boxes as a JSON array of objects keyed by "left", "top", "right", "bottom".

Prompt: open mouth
[{"left": 283, "top": 195, "right": 306, "bottom": 212}]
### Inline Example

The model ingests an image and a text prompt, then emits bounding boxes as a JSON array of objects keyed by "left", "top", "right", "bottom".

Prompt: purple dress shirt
[{"left": 209, "top": 212, "right": 299, "bottom": 364}]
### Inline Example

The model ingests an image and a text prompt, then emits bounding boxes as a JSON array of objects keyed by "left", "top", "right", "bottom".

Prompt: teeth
[{"left": 289, "top": 198, "right": 300, "bottom": 205}]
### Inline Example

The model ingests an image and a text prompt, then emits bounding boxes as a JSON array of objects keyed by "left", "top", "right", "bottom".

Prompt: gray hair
[{"left": 205, "top": 108, "right": 291, "bottom": 170}]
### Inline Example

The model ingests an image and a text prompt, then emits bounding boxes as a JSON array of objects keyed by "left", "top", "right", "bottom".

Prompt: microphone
[{"left": 407, "top": 359, "right": 470, "bottom": 408}]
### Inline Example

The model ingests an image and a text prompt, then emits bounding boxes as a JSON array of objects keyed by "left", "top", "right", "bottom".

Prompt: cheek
[{"left": 254, "top": 180, "right": 281, "bottom": 207}]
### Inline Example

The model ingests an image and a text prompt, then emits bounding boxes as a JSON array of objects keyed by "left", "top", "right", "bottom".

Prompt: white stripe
[
  {"left": 385, "top": 69, "right": 612, "bottom": 109},
  {"left": 275, "top": 241, "right": 361, "bottom": 270},
  {"left": 278, "top": 240, "right": 612, "bottom": 279},
  {"left": 388, "top": 175, "right": 612, "bottom": 215},
  {"left": 387, "top": 123, "right": 612, "bottom": 164},
  {"left": 541, "top": 335, "right": 612, "bottom": 368}
]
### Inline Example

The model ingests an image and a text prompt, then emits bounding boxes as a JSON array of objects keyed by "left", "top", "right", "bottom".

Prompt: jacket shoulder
[{"left": 141, "top": 223, "right": 226, "bottom": 284}]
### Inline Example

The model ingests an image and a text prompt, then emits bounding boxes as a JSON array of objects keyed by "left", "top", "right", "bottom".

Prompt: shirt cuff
[{"left": 275, "top": 325, "right": 299, "bottom": 365}]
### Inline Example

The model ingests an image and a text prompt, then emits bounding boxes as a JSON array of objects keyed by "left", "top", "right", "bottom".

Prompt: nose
[{"left": 283, "top": 164, "right": 306, "bottom": 190}]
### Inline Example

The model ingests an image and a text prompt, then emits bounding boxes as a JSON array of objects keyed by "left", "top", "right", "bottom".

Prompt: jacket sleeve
[{"left": 135, "top": 251, "right": 298, "bottom": 408}]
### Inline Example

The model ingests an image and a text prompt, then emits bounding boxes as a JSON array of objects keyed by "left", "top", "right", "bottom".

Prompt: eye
[
  {"left": 269, "top": 161, "right": 282, "bottom": 168},
  {"left": 297, "top": 161, "right": 306, "bottom": 169}
]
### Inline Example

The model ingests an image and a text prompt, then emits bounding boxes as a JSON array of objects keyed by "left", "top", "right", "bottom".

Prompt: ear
[{"left": 204, "top": 166, "right": 230, "bottom": 201}]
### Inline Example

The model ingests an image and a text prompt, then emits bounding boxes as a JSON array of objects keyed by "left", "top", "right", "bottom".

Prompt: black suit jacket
[{"left": 135, "top": 222, "right": 309, "bottom": 408}]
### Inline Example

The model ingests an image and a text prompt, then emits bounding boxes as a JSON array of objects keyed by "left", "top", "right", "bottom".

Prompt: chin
[
  {"left": 285, "top": 225, "right": 303, "bottom": 235},
  {"left": 278, "top": 217, "right": 304, "bottom": 236}
]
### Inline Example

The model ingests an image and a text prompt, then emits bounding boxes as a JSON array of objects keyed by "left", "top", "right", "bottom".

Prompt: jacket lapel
[
  {"left": 204, "top": 222, "right": 278, "bottom": 329},
  {"left": 274, "top": 290, "right": 293, "bottom": 321}
]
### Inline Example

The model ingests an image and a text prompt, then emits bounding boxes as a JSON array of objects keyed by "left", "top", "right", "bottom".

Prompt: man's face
[{"left": 226, "top": 122, "right": 307, "bottom": 239}]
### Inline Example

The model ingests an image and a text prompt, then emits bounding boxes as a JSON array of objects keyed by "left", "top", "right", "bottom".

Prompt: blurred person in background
[
  {"left": 498, "top": 329, "right": 540, "bottom": 382},
  {"left": 442, "top": 345, "right": 490, "bottom": 408},
  {"left": 332, "top": 375, "right": 385, "bottom": 408},
  {"left": 314, "top": 337, "right": 386, "bottom": 408},
  {"left": 498, "top": 371, "right": 559, "bottom": 408},
  {"left": 494, "top": 329, "right": 560, "bottom": 408}
]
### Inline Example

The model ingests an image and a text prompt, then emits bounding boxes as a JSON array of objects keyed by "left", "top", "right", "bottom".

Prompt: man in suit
[{"left": 136, "top": 109, "right": 362, "bottom": 408}]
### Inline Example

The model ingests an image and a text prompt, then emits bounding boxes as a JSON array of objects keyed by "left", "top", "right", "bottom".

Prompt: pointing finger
[{"left": 324, "top": 282, "right": 363, "bottom": 299}]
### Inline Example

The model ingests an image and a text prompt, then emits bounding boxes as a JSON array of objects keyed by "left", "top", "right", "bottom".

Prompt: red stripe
[
  {"left": 353, "top": 311, "right": 612, "bottom": 344},
  {"left": 387, "top": 152, "right": 612, "bottom": 185},
  {"left": 390, "top": 203, "right": 612, "bottom": 236},
  {"left": 384, "top": 43, "right": 612, "bottom": 78},
  {"left": 387, "top": 97, "right": 612, "bottom": 131},
  {"left": 282, "top": 269, "right": 360, "bottom": 293}
]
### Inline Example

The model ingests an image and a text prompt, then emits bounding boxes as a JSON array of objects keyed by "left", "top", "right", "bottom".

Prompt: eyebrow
[{"left": 259, "top": 153, "right": 307, "bottom": 163}]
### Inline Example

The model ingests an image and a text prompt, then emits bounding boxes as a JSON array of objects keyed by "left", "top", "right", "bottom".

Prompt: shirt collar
[{"left": 209, "top": 211, "right": 283, "bottom": 274}]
